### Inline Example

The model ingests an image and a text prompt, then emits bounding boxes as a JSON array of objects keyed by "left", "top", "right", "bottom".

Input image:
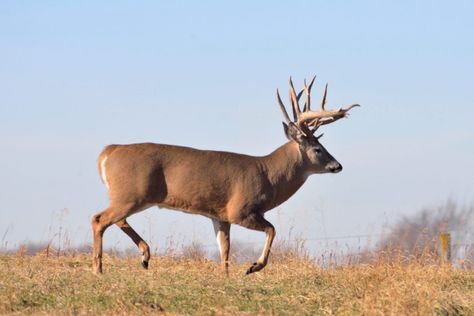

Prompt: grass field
[{"left": 1, "top": 251, "right": 474, "bottom": 315}]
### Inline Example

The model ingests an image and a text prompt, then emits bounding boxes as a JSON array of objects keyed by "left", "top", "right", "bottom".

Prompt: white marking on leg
[
  {"left": 212, "top": 219, "right": 227, "bottom": 261},
  {"left": 212, "top": 219, "right": 223, "bottom": 255},
  {"left": 258, "top": 230, "right": 274, "bottom": 264},
  {"left": 100, "top": 156, "right": 110, "bottom": 189},
  {"left": 139, "top": 244, "right": 147, "bottom": 259},
  {"left": 216, "top": 231, "right": 223, "bottom": 255}
]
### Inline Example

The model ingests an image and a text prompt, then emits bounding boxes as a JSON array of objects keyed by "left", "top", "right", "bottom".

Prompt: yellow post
[{"left": 439, "top": 233, "right": 451, "bottom": 264}]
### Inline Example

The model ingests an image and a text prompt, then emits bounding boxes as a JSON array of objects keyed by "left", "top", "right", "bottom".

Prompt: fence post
[{"left": 439, "top": 233, "right": 451, "bottom": 264}]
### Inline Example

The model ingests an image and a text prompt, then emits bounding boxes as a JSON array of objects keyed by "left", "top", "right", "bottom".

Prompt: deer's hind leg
[
  {"left": 116, "top": 219, "right": 151, "bottom": 269},
  {"left": 238, "top": 212, "right": 275, "bottom": 275},
  {"left": 91, "top": 202, "right": 144, "bottom": 274}
]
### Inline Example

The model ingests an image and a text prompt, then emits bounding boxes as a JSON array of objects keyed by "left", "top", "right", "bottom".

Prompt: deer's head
[{"left": 277, "top": 76, "right": 359, "bottom": 174}]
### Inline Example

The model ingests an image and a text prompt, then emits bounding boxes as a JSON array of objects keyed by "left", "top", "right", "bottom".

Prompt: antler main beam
[{"left": 277, "top": 76, "right": 360, "bottom": 135}]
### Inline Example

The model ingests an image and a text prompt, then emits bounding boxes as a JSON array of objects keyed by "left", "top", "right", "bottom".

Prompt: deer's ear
[{"left": 283, "top": 122, "right": 304, "bottom": 144}]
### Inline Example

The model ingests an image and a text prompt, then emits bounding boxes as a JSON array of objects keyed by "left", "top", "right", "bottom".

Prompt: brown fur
[{"left": 97, "top": 141, "right": 334, "bottom": 221}]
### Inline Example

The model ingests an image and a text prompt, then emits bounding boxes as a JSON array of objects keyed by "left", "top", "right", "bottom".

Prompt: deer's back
[{"left": 98, "top": 143, "right": 267, "bottom": 219}]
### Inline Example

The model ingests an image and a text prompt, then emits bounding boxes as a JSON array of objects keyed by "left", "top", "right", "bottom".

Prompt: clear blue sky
[{"left": 1, "top": 1, "right": 473, "bottom": 253}]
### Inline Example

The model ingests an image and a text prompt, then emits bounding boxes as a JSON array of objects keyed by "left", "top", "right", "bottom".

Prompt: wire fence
[
  {"left": 165, "top": 232, "right": 474, "bottom": 265},
  {"left": 194, "top": 233, "right": 377, "bottom": 249}
]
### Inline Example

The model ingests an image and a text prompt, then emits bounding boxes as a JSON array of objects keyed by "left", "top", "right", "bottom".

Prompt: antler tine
[
  {"left": 289, "top": 88, "right": 297, "bottom": 121},
  {"left": 303, "top": 76, "right": 315, "bottom": 112},
  {"left": 303, "top": 76, "right": 316, "bottom": 112},
  {"left": 289, "top": 77, "right": 301, "bottom": 121},
  {"left": 289, "top": 89, "right": 304, "bottom": 122},
  {"left": 296, "top": 89, "right": 304, "bottom": 102},
  {"left": 320, "top": 83, "right": 328, "bottom": 112},
  {"left": 294, "top": 88, "right": 304, "bottom": 119},
  {"left": 276, "top": 89, "right": 291, "bottom": 124},
  {"left": 303, "top": 79, "right": 309, "bottom": 113},
  {"left": 307, "top": 75, "right": 316, "bottom": 91},
  {"left": 308, "top": 103, "right": 361, "bottom": 131},
  {"left": 344, "top": 103, "right": 361, "bottom": 112}
]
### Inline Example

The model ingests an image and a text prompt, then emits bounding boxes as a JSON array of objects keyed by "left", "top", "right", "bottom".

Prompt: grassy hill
[{"left": 1, "top": 251, "right": 473, "bottom": 315}]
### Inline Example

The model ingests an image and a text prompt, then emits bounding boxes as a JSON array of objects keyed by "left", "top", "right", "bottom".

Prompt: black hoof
[
  {"left": 142, "top": 260, "right": 149, "bottom": 269},
  {"left": 246, "top": 262, "right": 258, "bottom": 275}
]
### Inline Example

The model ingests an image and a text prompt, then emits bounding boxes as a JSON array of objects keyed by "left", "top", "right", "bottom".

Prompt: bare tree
[{"left": 379, "top": 200, "right": 474, "bottom": 260}]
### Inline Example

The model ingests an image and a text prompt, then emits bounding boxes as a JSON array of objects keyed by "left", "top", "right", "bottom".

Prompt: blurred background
[{"left": 1, "top": 1, "right": 473, "bottom": 260}]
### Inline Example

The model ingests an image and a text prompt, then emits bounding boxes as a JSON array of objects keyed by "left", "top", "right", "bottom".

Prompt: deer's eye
[{"left": 313, "top": 147, "right": 322, "bottom": 154}]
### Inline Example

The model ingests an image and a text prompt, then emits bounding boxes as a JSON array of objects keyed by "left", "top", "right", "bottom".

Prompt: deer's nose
[{"left": 327, "top": 162, "right": 343, "bottom": 173}]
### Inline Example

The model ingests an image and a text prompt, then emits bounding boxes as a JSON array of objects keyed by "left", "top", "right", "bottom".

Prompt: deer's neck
[{"left": 261, "top": 141, "right": 308, "bottom": 209}]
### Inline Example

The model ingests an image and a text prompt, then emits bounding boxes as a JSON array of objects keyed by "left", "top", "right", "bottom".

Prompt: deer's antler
[{"left": 277, "top": 76, "right": 360, "bottom": 135}]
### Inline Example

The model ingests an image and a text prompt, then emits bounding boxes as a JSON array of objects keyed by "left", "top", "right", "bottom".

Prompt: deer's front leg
[
  {"left": 238, "top": 212, "right": 275, "bottom": 275},
  {"left": 212, "top": 219, "right": 231, "bottom": 274}
]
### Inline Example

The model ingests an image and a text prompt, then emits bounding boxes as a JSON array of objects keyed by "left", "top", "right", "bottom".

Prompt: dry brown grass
[{"left": 1, "top": 250, "right": 473, "bottom": 315}]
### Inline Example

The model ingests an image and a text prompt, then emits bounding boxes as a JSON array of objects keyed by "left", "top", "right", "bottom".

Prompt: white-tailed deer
[{"left": 92, "top": 76, "right": 359, "bottom": 274}]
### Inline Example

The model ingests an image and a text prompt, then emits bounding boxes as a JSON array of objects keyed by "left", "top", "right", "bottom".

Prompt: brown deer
[{"left": 92, "top": 76, "right": 359, "bottom": 274}]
